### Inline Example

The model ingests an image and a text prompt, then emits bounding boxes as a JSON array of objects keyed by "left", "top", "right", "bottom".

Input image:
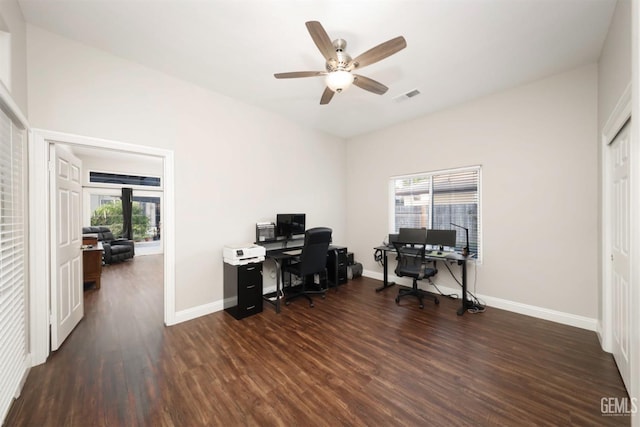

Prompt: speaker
[{"left": 347, "top": 263, "right": 363, "bottom": 280}]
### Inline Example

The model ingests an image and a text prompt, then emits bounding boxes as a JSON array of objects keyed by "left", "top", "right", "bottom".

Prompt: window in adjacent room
[
  {"left": 89, "top": 171, "right": 161, "bottom": 187},
  {"left": 390, "top": 166, "right": 481, "bottom": 258}
]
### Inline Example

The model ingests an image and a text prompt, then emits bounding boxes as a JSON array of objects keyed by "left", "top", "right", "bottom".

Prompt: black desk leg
[
  {"left": 375, "top": 250, "right": 396, "bottom": 292},
  {"left": 263, "top": 258, "right": 281, "bottom": 314},
  {"left": 457, "top": 258, "right": 474, "bottom": 315}
]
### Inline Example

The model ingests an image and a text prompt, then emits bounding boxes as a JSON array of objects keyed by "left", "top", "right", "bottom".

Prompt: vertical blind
[
  {"left": 392, "top": 167, "right": 481, "bottom": 256},
  {"left": 0, "top": 107, "right": 27, "bottom": 421}
]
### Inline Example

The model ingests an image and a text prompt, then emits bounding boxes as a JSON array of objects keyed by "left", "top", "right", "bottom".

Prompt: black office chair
[
  {"left": 283, "top": 227, "right": 332, "bottom": 307},
  {"left": 392, "top": 240, "right": 440, "bottom": 309}
]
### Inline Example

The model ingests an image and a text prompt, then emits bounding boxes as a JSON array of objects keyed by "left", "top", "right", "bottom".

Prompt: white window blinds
[
  {"left": 0, "top": 107, "right": 27, "bottom": 422},
  {"left": 392, "top": 166, "right": 481, "bottom": 257}
]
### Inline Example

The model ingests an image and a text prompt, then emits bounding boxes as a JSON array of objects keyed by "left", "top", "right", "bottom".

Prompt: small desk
[
  {"left": 373, "top": 245, "right": 475, "bottom": 315},
  {"left": 262, "top": 244, "right": 348, "bottom": 313},
  {"left": 83, "top": 241, "right": 104, "bottom": 289}
]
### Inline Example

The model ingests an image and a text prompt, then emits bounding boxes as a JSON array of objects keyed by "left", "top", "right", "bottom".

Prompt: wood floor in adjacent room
[{"left": 5, "top": 255, "right": 629, "bottom": 426}]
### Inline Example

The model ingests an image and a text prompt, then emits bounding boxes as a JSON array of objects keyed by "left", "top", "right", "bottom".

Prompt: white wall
[
  {"left": 346, "top": 64, "right": 598, "bottom": 319},
  {"left": 598, "top": 0, "right": 631, "bottom": 130},
  {"left": 0, "top": 0, "right": 27, "bottom": 113},
  {"left": 26, "top": 25, "right": 347, "bottom": 312}
]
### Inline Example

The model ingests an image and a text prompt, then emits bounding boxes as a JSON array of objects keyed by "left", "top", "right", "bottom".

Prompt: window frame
[{"left": 389, "top": 165, "right": 482, "bottom": 261}]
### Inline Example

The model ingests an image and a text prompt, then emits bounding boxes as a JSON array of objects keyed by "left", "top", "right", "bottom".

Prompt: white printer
[{"left": 223, "top": 243, "right": 266, "bottom": 265}]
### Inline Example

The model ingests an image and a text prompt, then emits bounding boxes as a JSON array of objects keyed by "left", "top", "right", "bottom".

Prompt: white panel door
[
  {"left": 610, "top": 120, "right": 631, "bottom": 392},
  {"left": 50, "top": 144, "right": 83, "bottom": 351}
]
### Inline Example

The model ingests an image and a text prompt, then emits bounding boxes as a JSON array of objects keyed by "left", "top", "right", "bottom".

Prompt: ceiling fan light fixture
[{"left": 325, "top": 70, "right": 354, "bottom": 93}]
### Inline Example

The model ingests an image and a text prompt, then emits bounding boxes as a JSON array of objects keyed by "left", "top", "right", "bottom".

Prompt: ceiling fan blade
[
  {"left": 306, "top": 21, "right": 336, "bottom": 61},
  {"left": 274, "top": 71, "right": 326, "bottom": 79},
  {"left": 320, "top": 87, "right": 335, "bottom": 105},
  {"left": 353, "top": 74, "right": 388, "bottom": 95},
  {"left": 351, "top": 36, "right": 407, "bottom": 69}
]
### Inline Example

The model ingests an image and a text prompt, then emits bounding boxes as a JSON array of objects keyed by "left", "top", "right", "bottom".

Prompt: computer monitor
[
  {"left": 397, "top": 227, "right": 427, "bottom": 244},
  {"left": 276, "top": 213, "right": 306, "bottom": 238},
  {"left": 425, "top": 229, "right": 457, "bottom": 249}
]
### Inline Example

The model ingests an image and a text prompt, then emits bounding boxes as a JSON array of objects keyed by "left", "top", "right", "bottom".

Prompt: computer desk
[
  {"left": 262, "top": 245, "right": 345, "bottom": 314},
  {"left": 373, "top": 245, "right": 476, "bottom": 315}
]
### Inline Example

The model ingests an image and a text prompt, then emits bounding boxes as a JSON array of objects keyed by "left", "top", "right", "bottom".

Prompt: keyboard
[{"left": 282, "top": 249, "right": 302, "bottom": 256}]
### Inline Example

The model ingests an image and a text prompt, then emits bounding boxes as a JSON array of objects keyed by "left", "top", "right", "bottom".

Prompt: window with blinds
[
  {"left": 392, "top": 166, "right": 481, "bottom": 257},
  {"left": 0, "top": 108, "right": 27, "bottom": 421}
]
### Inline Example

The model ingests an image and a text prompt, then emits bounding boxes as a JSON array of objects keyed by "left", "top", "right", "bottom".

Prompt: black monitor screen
[
  {"left": 276, "top": 213, "right": 306, "bottom": 238},
  {"left": 426, "top": 229, "right": 457, "bottom": 248},
  {"left": 398, "top": 228, "right": 427, "bottom": 244}
]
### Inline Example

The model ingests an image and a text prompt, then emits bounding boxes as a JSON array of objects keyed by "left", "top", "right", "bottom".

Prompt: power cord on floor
[{"left": 443, "top": 260, "right": 486, "bottom": 313}]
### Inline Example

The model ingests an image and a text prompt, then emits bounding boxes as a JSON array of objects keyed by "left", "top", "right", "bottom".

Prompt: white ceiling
[{"left": 18, "top": 0, "right": 616, "bottom": 139}]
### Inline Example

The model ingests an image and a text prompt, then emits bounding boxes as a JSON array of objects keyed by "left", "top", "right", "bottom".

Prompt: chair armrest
[
  {"left": 102, "top": 242, "right": 112, "bottom": 263},
  {"left": 112, "top": 239, "right": 135, "bottom": 248}
]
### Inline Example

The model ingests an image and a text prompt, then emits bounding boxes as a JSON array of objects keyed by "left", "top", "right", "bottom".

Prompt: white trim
[
  {"left": 600, "top": 83, "right": 632, "bottom": 354},
  {"left": 173, "top": 300, "right": 223, "bottom": 325},
  {"left": 602, "top": 83, "right": 632, "bottom": 142},
  {"left": 28, "top": 131, "right": 50, "bottom": 365},
  {"left": 630, "top": 1, "right": 640, "bottom": 421},
  {"left": 29, "top": 129, "right": 176, "bottom": 365},
  {"left": 363, "top": 270, "right": 597, "bottom": 331},
  {"left": 389, "top": 164, "right": 482, "bottom": 180},
  {"left": 163, "top": 152, "right": 176, "bottom": 325},
  {"left": 15, "top": 355, "right": 31, "bottom": 398},
  {"left": 172, "top": 284, "right": 281, "bottom": 324}
]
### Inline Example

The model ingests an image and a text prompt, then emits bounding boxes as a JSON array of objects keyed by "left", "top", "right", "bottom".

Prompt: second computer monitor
[{"left": 426, "top": 229, "right": 457, "bottom": 249}]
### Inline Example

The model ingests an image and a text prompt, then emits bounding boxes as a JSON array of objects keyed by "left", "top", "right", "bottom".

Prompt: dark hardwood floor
[{"left": 5, "top": 255, "right": 629, "bottom": 426}]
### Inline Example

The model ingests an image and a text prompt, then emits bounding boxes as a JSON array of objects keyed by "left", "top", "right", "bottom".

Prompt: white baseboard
[
  {"left": 172, "top": 274, "right": 597, "bottom": 332},
  {"left": 363, "top": 269, "right": 597, "bottom": 331},
  {"left": 171, "top": 284, "right": 280, "bottom": 325},
  {"left": 17, "top": 355, "right": 31, "bottom": 398},
  {"left": 172, "top": 300, "right": 223, "bottom": 325}
]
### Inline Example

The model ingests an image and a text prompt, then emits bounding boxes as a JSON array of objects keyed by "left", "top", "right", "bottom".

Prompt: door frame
[{"left": 29, "top": 129, "right": 176, "bottom": 365}]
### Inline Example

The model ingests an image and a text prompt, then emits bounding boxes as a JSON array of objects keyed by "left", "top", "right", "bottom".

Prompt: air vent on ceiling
[{"left": 393, "top": 89, "right": 421, "bottom": 102}]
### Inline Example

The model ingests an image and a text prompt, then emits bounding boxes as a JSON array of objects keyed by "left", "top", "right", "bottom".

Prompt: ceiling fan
[{"left": 274, "top": 21, "right": 407, "bottom": 105}]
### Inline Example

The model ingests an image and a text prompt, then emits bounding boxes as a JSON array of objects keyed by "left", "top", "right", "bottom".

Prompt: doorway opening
[{"left": 30, "top": 130, "right": 176, "bottom": 366}]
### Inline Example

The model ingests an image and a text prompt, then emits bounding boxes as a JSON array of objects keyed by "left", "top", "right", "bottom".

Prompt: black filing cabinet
[
  {"left": 327, "top": 245, "right": 348, "bottom": 287},
  {"left": 223, "top": 262, "right": 263, "bottom": 319}
]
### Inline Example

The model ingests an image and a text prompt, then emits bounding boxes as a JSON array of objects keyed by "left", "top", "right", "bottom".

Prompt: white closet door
[
  {"left": 610, "top": 120, "right": 631, "bottom": 392},
  {"left": 50, "top": 144, "right": 83, "bottom": 351}
]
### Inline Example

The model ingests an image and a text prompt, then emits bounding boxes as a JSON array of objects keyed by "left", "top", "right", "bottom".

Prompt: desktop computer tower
[{"left": 327, "top": 246, "right": 348, "bottom": 286}]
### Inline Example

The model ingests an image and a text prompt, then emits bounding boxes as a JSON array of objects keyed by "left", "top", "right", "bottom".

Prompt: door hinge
[
  {"left": 611, "top": 254, "right": 614, "bottom": 261},
  {"left": 49, "top": 312, "right": 54, "bottom": 325},
  {"left": 48, "top": 160, "right": 55, "bottom": 172}
]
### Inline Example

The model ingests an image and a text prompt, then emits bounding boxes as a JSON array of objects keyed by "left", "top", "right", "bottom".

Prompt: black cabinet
[
  {"left": 224, "top": 262, "right": 263, "bottom": 319},
  {"left": 327, "top": 246, "right": 348, "bottom": 287}
]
